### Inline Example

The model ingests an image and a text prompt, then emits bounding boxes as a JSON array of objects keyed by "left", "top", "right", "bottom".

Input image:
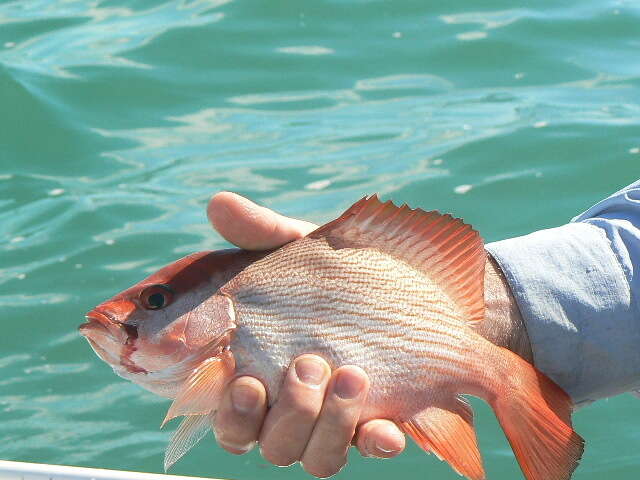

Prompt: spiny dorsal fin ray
[{"left": 310, "top": 195, "right": 486, "bottom": 324}]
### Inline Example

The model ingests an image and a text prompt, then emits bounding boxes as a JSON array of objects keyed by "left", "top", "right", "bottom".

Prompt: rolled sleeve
[{"left": 486, "top": 181, "right": 640, "bottom": 406}]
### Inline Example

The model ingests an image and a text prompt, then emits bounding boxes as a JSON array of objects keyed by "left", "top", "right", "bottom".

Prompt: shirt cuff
[{"left": 486, "top": 223, "right": 638, "bottom": 406}]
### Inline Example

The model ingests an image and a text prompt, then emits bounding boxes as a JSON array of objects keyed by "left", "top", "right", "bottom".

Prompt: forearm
[
  {"left": 478, "top": 256, "right": 533, "bottom": 363},
  {"left": 485, "top": 197, "right": 640, "bottom": 407}
]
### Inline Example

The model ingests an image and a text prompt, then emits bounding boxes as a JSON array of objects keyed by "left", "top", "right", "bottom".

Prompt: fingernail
[
  {"left": 375, "top": 441, "right": 397, "bottom": 454},
  {"left": 372, "top": 428, "right": 404, "bottom": 457},
  {"left": 294, "top": 357, "right": 327, "bottom": 386},
  {"left": 231, "top": 383, "right": 260, "bottom": 414},
  {"left": 334, "top": 369, "right": 365, "bottom": 400}
]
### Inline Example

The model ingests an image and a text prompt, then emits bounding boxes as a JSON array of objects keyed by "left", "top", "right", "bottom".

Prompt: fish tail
[{"left": 489, "top": 347, "right": 584, "bottom": 480}]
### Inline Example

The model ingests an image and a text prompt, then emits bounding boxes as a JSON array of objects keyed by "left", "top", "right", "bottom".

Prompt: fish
[{"left": 79, "top": 195, "right": 584, "bottom": 480}]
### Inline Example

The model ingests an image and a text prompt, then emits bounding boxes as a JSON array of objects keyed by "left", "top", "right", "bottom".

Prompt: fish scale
[
  {"left": 80, "top": 195, "right": 584, "bottom": 480},
  {"left": 224, "top": 235, "right": 480, "bottom": 417}
]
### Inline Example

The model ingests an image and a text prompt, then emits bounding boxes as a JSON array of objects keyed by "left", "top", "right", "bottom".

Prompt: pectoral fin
[
  {"left": 162, "top": 350, "right": 235, "bottom": 427},
  {"left": 164, "top": 413, "right": 213, "bottom": 471},
  {"left": 398, "top": 397, "right": 485, "bottom": 480}
]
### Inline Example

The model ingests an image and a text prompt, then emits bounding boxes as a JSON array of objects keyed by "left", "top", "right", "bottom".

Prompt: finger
[
  {"left": 208, "top": 191, "right": 317, "bottom": 250},
  {"left": 259, "top": 355, "right": 331, "bottom": 466},
  {"left": 301, "top": 366, "right": 370, "bottom": 478},
  {"left": 213, "top": 376, "right": 267, "bottom": 455},
  {"left": 354, "top": 419, "right": 405, "bottom": 459}
]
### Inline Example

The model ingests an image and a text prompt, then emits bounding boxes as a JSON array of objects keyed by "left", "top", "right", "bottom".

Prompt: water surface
[{"left": 1, "top": 1, "right": 639, "bottom": 479}]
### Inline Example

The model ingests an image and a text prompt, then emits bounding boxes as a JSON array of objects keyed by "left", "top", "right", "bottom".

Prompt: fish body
[
  {"left": 225, "top": 234, "right": 482, "bottom": 421},
  {"left": 80, "top": 196, "right": 584, "bottom": 480}
]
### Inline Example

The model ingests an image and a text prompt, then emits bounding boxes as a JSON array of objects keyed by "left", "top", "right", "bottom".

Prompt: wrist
[{"left": 475, "top": 255, "right": 533, "bottom": 363}]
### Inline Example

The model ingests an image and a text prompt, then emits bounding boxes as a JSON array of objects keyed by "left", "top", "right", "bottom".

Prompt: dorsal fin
[{"left": 310, "top": 195, "right": 486, "bottom": 324}]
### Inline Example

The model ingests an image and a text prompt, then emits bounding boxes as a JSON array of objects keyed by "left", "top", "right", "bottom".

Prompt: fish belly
[{"left": 223, "top": 238, "right": 477, "bottom": 419}]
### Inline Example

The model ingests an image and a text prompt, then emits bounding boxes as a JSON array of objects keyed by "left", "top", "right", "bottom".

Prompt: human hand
[{"left": 207, "top": 192, "right": 406, "bottom": 477}]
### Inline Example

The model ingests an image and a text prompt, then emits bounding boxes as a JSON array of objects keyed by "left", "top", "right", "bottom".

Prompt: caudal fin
[{"left": 492, "top": 348, "right": 584, "bottom": 480}]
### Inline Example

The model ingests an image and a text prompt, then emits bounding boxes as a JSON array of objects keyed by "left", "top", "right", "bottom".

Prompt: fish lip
[
  {"left": 79, "top": 309, "right": 118, "bottom": 337},
  {"left": 88, "top": 309, "right": 115, "bottom": 326}
]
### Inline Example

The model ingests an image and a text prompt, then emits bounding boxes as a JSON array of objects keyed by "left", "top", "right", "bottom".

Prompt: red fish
[{"left": 79, "top": 195, "right": 584, "bottom": 479}]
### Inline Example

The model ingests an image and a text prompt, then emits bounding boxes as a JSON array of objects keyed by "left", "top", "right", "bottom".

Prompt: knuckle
[
  {"left": 294, "top": 401, "right": 322, "bottom": 420},
  {"left": 320, "top": 401, "right": 359, "bottom": 434},
  {"left": 284, "top": 393, "right": 322, "bottom": 419},
  {"left": 325, "top": 400, "right": 355, "bottom": 423}
]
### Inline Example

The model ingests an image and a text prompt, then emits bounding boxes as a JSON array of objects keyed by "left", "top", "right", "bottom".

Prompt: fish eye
[{"left": 140, "top": 284, "right": 174, "bottom": 310}]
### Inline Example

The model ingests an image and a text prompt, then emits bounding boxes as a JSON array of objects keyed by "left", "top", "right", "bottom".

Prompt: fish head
[{"left": 79, "top": 249, "right": 265, "bottom": 395}]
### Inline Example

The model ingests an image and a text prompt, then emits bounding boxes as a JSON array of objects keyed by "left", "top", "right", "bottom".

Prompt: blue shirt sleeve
[{"left": 486, "top": 180, "right": 640, "bottom": 406}]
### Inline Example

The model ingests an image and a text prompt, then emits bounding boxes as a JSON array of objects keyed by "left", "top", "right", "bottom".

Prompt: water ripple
[
  {"left": 2, "top": 1, "right": 640, "bottom": 479},
  {"left": 0, "top": 0, "right": 229, "bottom": 77}
]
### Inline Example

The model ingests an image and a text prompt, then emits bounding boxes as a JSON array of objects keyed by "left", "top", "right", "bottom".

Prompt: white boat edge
[{"left": 0, "top": 460, "right": 229, "bottom": 480}]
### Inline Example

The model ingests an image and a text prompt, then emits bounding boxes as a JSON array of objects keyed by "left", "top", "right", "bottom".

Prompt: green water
[{"left": 1, "top": 1, "right": 639, "bottom": 479}]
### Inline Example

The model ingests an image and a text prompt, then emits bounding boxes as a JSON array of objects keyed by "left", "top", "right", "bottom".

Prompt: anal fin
[{"left": 398, "top": 397, "right": 485, "bottom": 480}]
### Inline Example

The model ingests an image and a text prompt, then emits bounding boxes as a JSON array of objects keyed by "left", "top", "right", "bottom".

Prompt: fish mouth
[
  {"left": 80, "top": 309, "right": 136, "bottom": 338},
  {"left": 79, "top": 309, "right": 132, "bottom": 367},
  {"left": 79, "top": 310, "right": 114, "bottom": 335},
  {"left": 80, "top": 308, "right": 147, "bottom": 375}
]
